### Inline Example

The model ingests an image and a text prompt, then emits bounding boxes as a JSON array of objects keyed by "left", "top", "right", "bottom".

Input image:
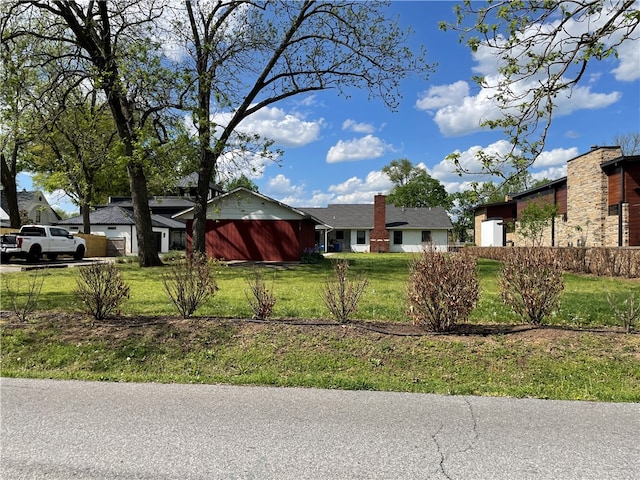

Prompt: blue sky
[{"left": 21, "top": 1, "right": 640, "bottom": 214}]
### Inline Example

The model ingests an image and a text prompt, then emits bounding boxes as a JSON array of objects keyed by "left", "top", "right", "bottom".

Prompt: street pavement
[{"left": 1, "top": 378, "right": 638, "bottom": 479}]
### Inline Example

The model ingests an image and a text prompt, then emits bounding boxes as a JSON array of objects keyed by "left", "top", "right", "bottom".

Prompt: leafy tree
[
  {"left": 0, "top": 12, "right": 46, "bottom": 228},
  {"left": 382, "top": 159, "right": 451, "bottom": 209},
  {"left": 442, "top": 1, "right": 639, "bottom": 180},
  {"left": 28, "top": 89, "right": 120, "bottom": 233},
  {"left": 449, "top": 190, "right": 478, "bottom": 243},
  {"left": 224, "top": 174, "right": 259, "bottom": 193},
  {"left": 175, "top": 1, "right": 431, "bottom": 254},
  {"left": 9, "top": 1, "right": 182, "bottom": 266},
  {"left": 517, "top": 202, "right": 560, "bottom": 247}
]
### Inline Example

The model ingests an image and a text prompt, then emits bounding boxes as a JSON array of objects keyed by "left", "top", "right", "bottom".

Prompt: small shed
[{"left": 173, "top": 188, "right": 321, "bottom": 261}]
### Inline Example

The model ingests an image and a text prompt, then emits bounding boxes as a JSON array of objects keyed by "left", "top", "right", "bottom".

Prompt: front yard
[{"left": 1, "top": 254, "right": 639, "bottom": 401}]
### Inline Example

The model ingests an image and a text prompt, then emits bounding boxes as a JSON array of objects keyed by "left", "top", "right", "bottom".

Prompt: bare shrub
[
  {"left": 162, "top": 252, "right": 218, "bottom": 318},
  {"left": 407, "top": 249, "right": 479, "bottom": 332},
  {"left": 322, "top": 258, "right": 369, "bottom": 323},
  {"left": 608, "top": 292, "right": 640, "bottom": 333},
  {"left": 2, "top": 269, "right": 46, "bottom": 322},
  {"left": 246, "top": 268, "right": 276, "bottom": 320},
  {"left": 499, "top": 247, "right": 564, "bottom": 325},
  {"left": 75, "top": 263, "right": 130, "bottom": 320}
]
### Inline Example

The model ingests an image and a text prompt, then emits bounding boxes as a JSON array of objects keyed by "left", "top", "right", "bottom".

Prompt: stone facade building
[{"left": 474, "top": 146, "right": 640, "bottom": 247}]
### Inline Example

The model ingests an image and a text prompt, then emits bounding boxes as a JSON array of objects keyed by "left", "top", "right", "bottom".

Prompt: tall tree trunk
[
  {"left": 128, "top": 162, "right": 162, "bottom": 266},
  {"left": 81, "top": 195, "right": 91, "bottom": 234},
  {"left": 106, "top": 89, "right": 163, "bottom": 267},
  {"left": 191, "top": 159, "right": 215, "bottom": 254},
  {"left": 0, "top": 150, "right": 22, "bottom": 229}
]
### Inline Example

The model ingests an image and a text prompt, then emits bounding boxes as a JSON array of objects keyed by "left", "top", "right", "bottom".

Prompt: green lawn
[
  {"left": 5, "top": 253, "right": 639, "bottom": 326},
  {"left": 1, "top": 253, "right": 639, "bottom": 402}
]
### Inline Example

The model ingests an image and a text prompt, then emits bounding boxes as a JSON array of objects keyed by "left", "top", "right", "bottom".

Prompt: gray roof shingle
[
  {"left": 300, "top": 204, "right": 452, "bottom": 230},
  {"left": 58, "top": 205, "right": 186, "bottom": 228}
]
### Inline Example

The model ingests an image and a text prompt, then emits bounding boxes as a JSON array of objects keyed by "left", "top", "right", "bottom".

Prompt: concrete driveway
[
  {"left": 1, "top": 378, "right": 639, "bottom": 480},
  {"left": 0, "top": 257, "right": 113, "bottom": 273}
]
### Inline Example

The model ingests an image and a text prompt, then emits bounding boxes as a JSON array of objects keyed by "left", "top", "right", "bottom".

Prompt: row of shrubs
[
  {"left": 465, "top": 246, "right": 640, "bottom": 278},
  {"left": 4, "top": 249, "right": 638, "bottom": 333},
  {"left": 408, "top": 247, "right": 638, "bottom": 333}
]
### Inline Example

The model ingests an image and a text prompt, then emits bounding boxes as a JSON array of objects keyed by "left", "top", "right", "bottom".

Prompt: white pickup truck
[{"left": 1, "top": 225, "right": 86, "bottom": 263}]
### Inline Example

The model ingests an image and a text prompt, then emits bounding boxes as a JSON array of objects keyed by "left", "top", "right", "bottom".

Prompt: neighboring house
[
  {"left": 174, "top": 172, "right": 224, "bottom": 199},
  {"left": 89, "top": 173, "right": 223, "bottom": 250},
  {"left": 104, "top": 197, "right": 195, "bottom": 250},
  {"left": 302, "top": 194, "right": 453, "bottom": 253},
  {"left": 474, "top": 146, "right": 640, "bottom": 247},
  {"left": 174, "top": 188, "right": 321, "bottom": 261},
  {"left": 0, "top": 189, "right": 60, "bottom": 228},
  {"left": 58, "top": 205, "right": 184, "bottom": 255}
]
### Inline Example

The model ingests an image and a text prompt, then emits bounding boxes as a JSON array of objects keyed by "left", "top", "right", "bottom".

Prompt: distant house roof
[
  {"left": 300, "top": 204, "right": 453, "bottom": 230},
  {"left": 104, "top": 196, "right": 195, "bottom": 210},
  {"left": 600, "top": 154, "right": 640, "bottom": 172},
  {"left": 511, "top": 177, "right": 568, "bottom": 200},
  {"left": 58, "top": 205, "right": 185, "bottom": 229},
  {"left": 173, "top": 187, "right": 324, "bottom": 223},
  {"left": 175, "top": 173, "right": 224, "bottom": 196},
  {"left": 0, "top": 189, "right": 61, "bottom": 225}
]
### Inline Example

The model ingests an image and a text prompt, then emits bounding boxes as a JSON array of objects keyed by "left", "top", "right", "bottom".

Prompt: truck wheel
[
  {"left": 1, "top": 253, "right": 10, "bottom": 263},
  {"left": 27, "top": 246, "right": 42, "bottom": 263},
  {"left": 74, "top": 245, "right": 85, "bottom": 261}
]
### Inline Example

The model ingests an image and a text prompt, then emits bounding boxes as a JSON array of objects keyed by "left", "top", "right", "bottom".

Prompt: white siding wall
[
  {"left": 389, "top": 229, "right": 449, "bottom": 253},
  {"left": 67, "top": 225, "right": 170, "bottom": 254},
  {"left": 349, "top": 230, "right": 369, "bottom": 253},
  {"left": 208, "top": 193, "right": 304, "bottom": 221},
  {"left": 67, "top": 225, "right": 134, "bottom": 254}
]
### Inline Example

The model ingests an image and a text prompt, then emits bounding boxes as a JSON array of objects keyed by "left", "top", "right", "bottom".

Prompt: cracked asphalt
[{"left": 1, "top": 378, "right": 638, "bottom": 479}]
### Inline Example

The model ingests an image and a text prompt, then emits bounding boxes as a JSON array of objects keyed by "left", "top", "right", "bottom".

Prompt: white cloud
[
  {"left": 532, "top": 166, "right": 567, "bottom": 182},
  {"left": 611, "top": 40, "right": 640, "bottom": 81},
  {"left": 225, "top": 106, "right": 323, "bottom": 147},
  {"left": 416, "top": 80, "right": 469, "bottom": 111},
  {"left": 429, "top": 141, "right": 574, "bottom": 193},
  {"left": 430, "top": 140, "right": 516, "bottom": 188},
  {"left": 265, "top": 170, "right": 392, "bottom": 207},
  {"left": 216, "top": 149, "right": 278, "bottom": 182},
  {"left": 342, "top": 119, "right": 376, "bottom": 134},
  {"left": 265, "top": 174, "right": 304, "bottom": 197},
  {"left": 533, "top": 147, "right": 579, "bottom": 168},
  {"left": 564, "top": 130, "right": 581, "bottom": 139},
  {"left": 430, "top": 88, "right": 500, "bottom": 136},
  {"left": 419, "top": 4, "right": 633, "bottom": 138},
  {"left": 326, "top": 135, "right": 390, "bottom": 163}
]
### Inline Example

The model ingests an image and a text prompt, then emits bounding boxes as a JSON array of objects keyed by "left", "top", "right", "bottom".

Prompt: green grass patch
[
  {"left": 2, "top": 254, "right": 639, "bottom": 401},
  {"left": 2, "top": 316, "right": 638, "bottom": 401},
  {"left": 3, "top": 254, "right": 638, "bottom": 325}
]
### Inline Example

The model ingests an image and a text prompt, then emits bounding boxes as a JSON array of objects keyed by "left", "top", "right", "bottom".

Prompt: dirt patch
[{"left": 0, "top": 310, "right": 631, "bottom": 345}]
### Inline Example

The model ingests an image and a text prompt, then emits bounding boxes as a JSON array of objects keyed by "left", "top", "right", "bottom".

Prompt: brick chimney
[{"left": 370, "top": 194, "right": 389, "bottom": 253}]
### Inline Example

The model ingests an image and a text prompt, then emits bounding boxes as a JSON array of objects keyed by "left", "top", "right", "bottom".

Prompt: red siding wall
[
  {"left": 188, "top": 219, "right": 316, "bottom": 261},
  {"left": 517, "top": 191, "right": 555, "bottom": 216},
  {"left": 555, "top": 185, "right": 568, "bottom": 214},
  {"left": 486, "top": 203, "right": 516, "bottom": 223},
  {"left": 608, "top": 168, "right": 622, "bottom": 205},
  {"left": 625, "top": 164, "right": 640, "bottom": 246}
]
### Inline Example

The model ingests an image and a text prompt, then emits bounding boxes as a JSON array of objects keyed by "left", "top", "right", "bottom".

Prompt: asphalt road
[{"left": 1, "top": 378, "right": 638, "bottom": 479}]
